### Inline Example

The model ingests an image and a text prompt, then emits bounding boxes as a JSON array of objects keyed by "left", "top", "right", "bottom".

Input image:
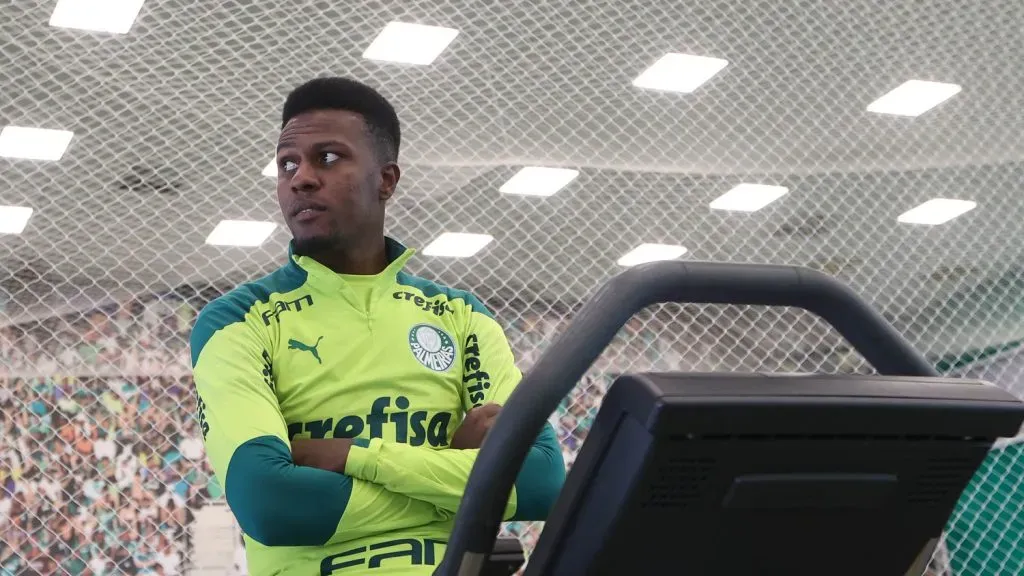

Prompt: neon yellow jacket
[{"left": 190, "top": 237, "right": 564, "bottom": 575}]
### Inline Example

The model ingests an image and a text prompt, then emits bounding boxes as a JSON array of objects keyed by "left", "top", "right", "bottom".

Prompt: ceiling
[{"left": 2, "top": 0, "right": 1024, "bottom": 356}]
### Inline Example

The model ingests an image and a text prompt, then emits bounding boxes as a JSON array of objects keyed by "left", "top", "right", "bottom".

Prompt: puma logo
[{"left": 288, "top": 336, "right": 323, "bottom": 364}]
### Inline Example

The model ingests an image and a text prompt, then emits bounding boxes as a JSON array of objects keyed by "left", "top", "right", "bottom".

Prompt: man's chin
[{"left": 291, "top": 235, "right": 336, "bottom": 257}]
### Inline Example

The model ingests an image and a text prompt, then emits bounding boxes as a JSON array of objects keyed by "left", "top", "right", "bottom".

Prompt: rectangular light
[
  {"left": 867, "top": 80, "right": 962, "bottom": 117},
  {"left": 422, "top": 232, "right": 493, "bottom": 258},
  {"left": 499, "top": 167, "right": 579, "bottom": 197},
  {"left": 897, "top": 198, "right": 976, "bottom": 225},
  {"left": 363, "top": 22, "right": 459, "bottom": 65},
  {"left": 49, "top": 0, "right": 146, "bottom": 34},
  {"left": 0, "top": 126, "right": 74, "bottom": 161},
  {"left": 710, "top": 183, "right": 789, "bottom": 212},
  {"left": 262, "top": 159, "right": 277, "bottom": 178},
  {"left": 205, "top": 220, "right": 276, "bottom": 247},
  {"left": 0, "top": 206, "right": 34, "bottom": 235},
  {"left": 632, "top": 53, "right": 729, "bottom": 94},
  {"left": 617, "top": 243, "right": 687, "bottom": 267}
]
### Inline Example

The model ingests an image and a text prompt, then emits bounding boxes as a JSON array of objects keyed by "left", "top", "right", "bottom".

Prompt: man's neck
[{"left": 309, "top": 236, "right": 389, "bottom": 275}]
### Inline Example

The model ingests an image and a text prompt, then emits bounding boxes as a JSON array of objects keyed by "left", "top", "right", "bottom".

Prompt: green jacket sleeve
[
  {"left": 190, "top": 297, "right": 450, "bottom": 548},
  {"left": 345, "top": 303, "right": 565, "bottom": 521}
]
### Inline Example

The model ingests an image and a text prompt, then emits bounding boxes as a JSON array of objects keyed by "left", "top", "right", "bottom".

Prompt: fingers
[
  {"left": 481, "top": 405, "right": 501, "bottom": 433},
  {"left": 474, "top": 403, "right": 501, "bottom": 418},
  {"left": 483, "top": 411, "right": 499, "bottom": 428}
]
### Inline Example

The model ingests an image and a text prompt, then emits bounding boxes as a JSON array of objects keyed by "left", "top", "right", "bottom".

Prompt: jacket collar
[{"left": 285, "top": 236, "right": 415, "bottom": 291}]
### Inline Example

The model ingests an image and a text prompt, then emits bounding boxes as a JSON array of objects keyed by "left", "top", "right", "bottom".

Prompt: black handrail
[{"left": 435, "top": 261, "right": 937, "bottom": 576}]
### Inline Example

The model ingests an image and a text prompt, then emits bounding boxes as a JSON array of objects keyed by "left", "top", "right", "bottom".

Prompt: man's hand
[
  {"left": 291, "top": 438, "right": 354, "bottom": 474},
  {"left": 451, "top": 404, "right": 501, "bottom": 449}
]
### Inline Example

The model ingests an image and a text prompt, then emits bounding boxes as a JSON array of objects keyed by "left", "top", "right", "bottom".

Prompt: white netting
[{"left": 2, "top": 1, "right": 1024, "bottom": 574}]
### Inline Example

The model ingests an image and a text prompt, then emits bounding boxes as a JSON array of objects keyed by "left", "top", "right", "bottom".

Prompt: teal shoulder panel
[
  {"left": 225, "top": 435, "right": 352, "bottom": 546},
  {"left": 385, "top": 236, "right": 410, "bottom": 262},
  {"left": 396, "top": 271, "right": 494, "bottom": 319},
  {"left": 190, "top": 264, "right": 307, "bottom": 367},
  {"left": 511, "top": 422, "right": 566, "bottom": 521}
]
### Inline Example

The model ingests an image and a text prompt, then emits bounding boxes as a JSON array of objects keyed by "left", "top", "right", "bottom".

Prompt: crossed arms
[{"left": 190, "top": 299, "right": 565, "bottom": 548}]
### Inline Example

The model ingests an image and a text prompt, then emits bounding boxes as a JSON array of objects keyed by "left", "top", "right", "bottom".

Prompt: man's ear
[{"left": 379, "top": 163, "right": 401, "bottom": 202}]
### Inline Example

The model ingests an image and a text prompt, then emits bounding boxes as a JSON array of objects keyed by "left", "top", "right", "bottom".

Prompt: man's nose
[{"left": 290, "top": 161, "right": 320, "bottom": 193}]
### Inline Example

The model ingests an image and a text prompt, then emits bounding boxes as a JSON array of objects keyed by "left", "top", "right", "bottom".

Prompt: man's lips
[
  {"left": 292, "top": 203, "right": 327, "bottom": 218},
  {"left": 293, "top": 208, "right": 325, "bottom": 223}
]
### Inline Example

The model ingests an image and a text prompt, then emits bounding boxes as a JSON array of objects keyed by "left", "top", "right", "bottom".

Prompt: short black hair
[{"left": 281, "top": 77, "right": 401, "bottom": 163}]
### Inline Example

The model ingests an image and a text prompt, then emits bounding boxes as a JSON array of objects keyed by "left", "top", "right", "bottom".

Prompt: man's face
[{"left": 275, "top": 109, "right": 393, "bottom": 254}]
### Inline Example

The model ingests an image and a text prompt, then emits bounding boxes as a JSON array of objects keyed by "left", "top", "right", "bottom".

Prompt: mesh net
[{"left": 2, "top": 0, "right": 1024, "bottom": 574}]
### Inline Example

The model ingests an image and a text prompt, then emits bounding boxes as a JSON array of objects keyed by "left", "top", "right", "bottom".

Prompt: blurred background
[{"left": 2, "top": 1, "right": 1024, "bottom": 574}]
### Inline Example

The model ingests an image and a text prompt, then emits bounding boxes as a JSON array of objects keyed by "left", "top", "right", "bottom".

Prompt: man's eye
[
  {"left": 320, "top": 152, "right": 340, "bottom": 164},
  {"left": 281, "top": 160, "right": 298, "bottom": 173}
]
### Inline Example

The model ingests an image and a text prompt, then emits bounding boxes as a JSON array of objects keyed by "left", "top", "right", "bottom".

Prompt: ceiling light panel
[
  {"left": 422, "top": 232, "right": 494, "bottom": 257},
  {"left": 363, "top": 22, "right": 459, "bottom": 65},
  {"left": 632, "top": 53, "right": 729, "bottom": 93}
]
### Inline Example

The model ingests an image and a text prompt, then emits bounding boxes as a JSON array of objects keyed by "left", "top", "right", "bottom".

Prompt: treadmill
[{"left": 434, "top": 261, "right": 1024, "bottom": 576}]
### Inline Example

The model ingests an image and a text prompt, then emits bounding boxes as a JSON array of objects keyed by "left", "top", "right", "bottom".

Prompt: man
[{"left": 189, "top": 77, "right": 565, "bottom": 576}]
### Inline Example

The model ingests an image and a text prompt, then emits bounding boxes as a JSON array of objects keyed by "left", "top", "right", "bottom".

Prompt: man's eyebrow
[
  {"left": 313, "top": 139, "right": 350, "bottom": 150},
  {"left": 276, "top": 139, "right": 349, "bottom": 153}
]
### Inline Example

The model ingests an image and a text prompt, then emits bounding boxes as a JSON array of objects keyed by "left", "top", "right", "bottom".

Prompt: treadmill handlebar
[{"left": 435, "top": 261, "right": 937, "bottom": 576}]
